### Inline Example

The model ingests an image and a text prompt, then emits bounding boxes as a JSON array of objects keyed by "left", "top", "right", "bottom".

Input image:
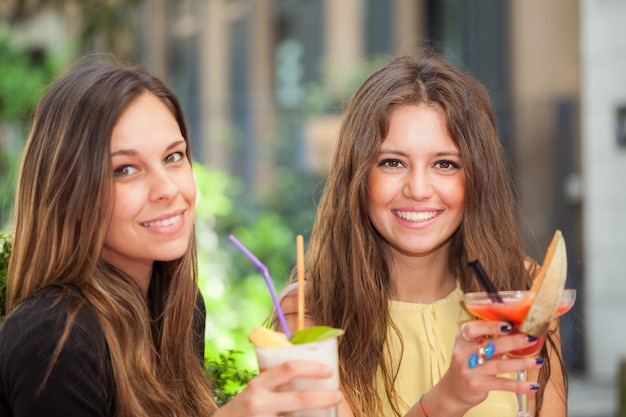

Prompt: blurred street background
[{"left": 1, "top": 1, "right": 624, "bottom": 414}]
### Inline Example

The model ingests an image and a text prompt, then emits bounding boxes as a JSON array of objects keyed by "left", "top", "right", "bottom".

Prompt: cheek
[
  {"left": 187, "top": 187, "right": 197, "bottom": 219},
  {"left": 453, "top": 186, "right": 465, "bottom": 206},
  {"left": 445, "top": 177, "right": 466, "bottom": 211},
  {"left": 104, "top": 195, "right": 137, "bottom": 246},
  {"left": 367, "top": 172, "right": 386, "bottom": 206},
  {"left": 110, "top": 187, "right": 140, "bottom": 223},
  {"left": 182, "top": 170, "right": 197, "bottom": 205}
]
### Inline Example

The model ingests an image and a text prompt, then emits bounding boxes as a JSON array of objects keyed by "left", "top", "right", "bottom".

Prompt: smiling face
[
  {"left": 367, "top": 104, "right": 465, "bottom": 260},
  {"left": 102, "top": 92, "right": 196, "bottom": 289}
]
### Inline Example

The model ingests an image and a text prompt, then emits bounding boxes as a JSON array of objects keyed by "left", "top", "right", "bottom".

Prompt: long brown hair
[
  {"left": 301, "top": 55, "right": 561, "bottom": 416},
  {"left": 7, "top": 57, "right": 217, "bottom": 416}
]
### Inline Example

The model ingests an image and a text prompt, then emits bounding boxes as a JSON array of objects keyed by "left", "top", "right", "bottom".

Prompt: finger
[
  {"left": 226, "top": 384, "right": 343, "bottom": 416},
  {"left": 467, "top": 341, "right": 496, "bottom": 369},
  {"left": 252, "top": 361, "right": 335, "bottom": 390},
  {"left": 458, "top": 322, "right": 476, "bottom": 342},
  {"left": 478, "top": 356, "right": 545, "bottom": 376},
  {"left": 268, "top": 390, "right": 344, "bottom": 414},
  {"left": 489, "top": 333, "right": 544, "bottom": 357},
  {"left": 479, "top": 374, "right": 542, "bottom": 395},
  {"left": 459, "top": 320, "right": 513, "bottom": 341}
]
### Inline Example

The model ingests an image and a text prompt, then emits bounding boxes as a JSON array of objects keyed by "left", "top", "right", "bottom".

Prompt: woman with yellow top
[{"left": 280, "top": 55, "right": 567, "bottom": 416}]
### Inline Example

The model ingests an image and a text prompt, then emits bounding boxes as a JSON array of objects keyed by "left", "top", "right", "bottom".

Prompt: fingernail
[
  {"left": 485, "top": 342, "right": 495, "bottom": 359},
  {"left": 529, "top": 384, "right": 540, "bottom": 391},
  {"left": 468, "top": 353, "right": 478, "bottom": 369},
  {"left": 527, "top": 335, "right": 538, "bottom": 342},
  {"left": 535, "top": 357, "right": 545, "bottom": 365},
  {"left": 500, "top": 324, "right": 512, "bottom": 333}
]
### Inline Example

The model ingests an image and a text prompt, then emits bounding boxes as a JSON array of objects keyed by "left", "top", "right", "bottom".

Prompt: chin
[{"left": 154, "top": 246, "right": 189, "bottom": 262}]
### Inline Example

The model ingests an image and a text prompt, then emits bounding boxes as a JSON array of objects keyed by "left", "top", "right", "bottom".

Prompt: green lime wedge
[{"left": 289, "top": 326, "right": 345, "bottom": 344}]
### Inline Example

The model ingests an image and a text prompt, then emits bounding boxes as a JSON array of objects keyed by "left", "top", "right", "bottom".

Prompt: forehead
[
  {"left": 382, "top": 104, "right": 456, "bottom": 147},
  {"left": 110, "top": 92, "right": 183, "bottom": 152}
]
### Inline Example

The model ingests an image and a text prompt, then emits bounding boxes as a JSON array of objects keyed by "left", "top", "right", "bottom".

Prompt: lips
[
  {"left": 141, "top": 213, "right": 183, "bottom": 228},
  {"left": 394, "top": 210, "right": 439, "bottom": 222}
]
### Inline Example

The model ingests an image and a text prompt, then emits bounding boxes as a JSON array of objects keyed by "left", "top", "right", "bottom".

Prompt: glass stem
[{"left": 516, "top": 370, "right": 533, "bottom": 417}]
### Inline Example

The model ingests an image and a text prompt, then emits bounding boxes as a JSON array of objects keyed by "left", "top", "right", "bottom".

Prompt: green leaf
[{"left": 289, "top": 326, "right": 344, "bottom": 344}]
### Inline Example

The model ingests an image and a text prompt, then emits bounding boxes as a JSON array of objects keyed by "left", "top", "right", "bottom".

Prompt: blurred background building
[{"left": 2, "top": 0, "right": 625, "bottom": 414}]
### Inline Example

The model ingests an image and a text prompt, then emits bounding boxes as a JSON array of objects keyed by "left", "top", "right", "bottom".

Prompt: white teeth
[
  {"left": 142, "top": 214, "right": 182, "bottom": 227},
  {"left": 395, "top": 210, "right": 438, "bottom": 222}
]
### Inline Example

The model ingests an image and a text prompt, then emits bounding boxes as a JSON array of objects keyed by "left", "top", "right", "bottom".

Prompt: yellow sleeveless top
[{"left": 376, "top": 285, "right": 518, "bottom": 416}]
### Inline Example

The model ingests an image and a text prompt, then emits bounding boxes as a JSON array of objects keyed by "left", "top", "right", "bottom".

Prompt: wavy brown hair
[
  {"left": 7, "top": 58, "right": 217, "bottom": 416},
  {"left": 300, "top": 55, "right": 563, "bottom": 416}
]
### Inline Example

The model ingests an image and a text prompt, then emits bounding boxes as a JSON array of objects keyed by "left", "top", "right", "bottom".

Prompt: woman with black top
[{"left": 0, "top": 58, "right": 342, "bottom": 417}]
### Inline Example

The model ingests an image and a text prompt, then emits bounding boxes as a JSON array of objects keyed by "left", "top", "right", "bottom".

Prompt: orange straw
[{"left": 296, "top": 234, "right": 305, "bottom": 331}]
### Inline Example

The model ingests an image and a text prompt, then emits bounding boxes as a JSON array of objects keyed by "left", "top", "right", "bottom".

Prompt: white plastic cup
[{"left": 254, "top": 336, "right": 339, "bottom": 417}]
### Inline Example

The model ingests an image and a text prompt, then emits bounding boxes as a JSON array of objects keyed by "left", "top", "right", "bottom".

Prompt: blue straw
[{"left": 228, "top": 235, "right": 292, "bottom": 338}]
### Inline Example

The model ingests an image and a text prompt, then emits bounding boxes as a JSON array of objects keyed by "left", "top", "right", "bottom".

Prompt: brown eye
[
  {"left": 114, "top": 165, "right": 137, "bottom": 177},
  {"left": 434, "top": 160, "right": 460, "bottom": 170},
  {"left": 164, "top": 152, "right": 184, "bottom": 164},
  {"left": 379, "top": 159, "right": 403, "bottom": 168}
]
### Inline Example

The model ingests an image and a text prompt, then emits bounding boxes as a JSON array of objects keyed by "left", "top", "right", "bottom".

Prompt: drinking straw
[
  {"left": 228, "top": 235, "right": 292, "bottom": 338},
  {"left": 296, "top": 234, "right": 305, "bottom": 331},
  {"left": 468, "top": 260, "right": 503, "bottom": 303}
]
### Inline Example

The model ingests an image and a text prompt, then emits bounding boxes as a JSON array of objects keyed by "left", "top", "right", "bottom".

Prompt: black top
[{"left": 0, "top": 288, "right": 206, "bottom": 417}]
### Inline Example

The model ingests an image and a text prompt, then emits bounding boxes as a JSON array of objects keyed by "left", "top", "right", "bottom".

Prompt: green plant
[{"left": 205, "top": 350, "right": 256, "bottom": 406}]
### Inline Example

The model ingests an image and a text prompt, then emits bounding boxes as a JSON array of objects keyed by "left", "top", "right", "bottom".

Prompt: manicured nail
[
  {"left": 527, "top": 335, "right": 538, "bottom": 342},
  {"left": 500, "top": 324, "right": 512, "bottom": 333},
  {"left": 485, "top": 342, "right": 495, "bottom": 359},
  {"left": 535, "top": 357, "right": 545, "bottom": 365},
  {"left": 529, "top": 384, "right": 540, "bottom": 391}
]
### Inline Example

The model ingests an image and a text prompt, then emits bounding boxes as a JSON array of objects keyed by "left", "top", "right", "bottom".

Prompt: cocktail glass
[
  {"left": 253, "top": 336, "right": 339, "bottom": 417},
  {"left": 463, "top": 289, "right": 576, "bottom": 417}
]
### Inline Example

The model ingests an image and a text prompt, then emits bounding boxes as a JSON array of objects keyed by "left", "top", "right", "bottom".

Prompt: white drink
[{"left": 254, "top": 336, "right": 339, "bottom": 417}]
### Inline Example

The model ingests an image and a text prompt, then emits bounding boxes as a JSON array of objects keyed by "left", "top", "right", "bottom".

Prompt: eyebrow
[
  {"left": 378, "top": 149, "right": 461, "bottom": 158},
  {"left": 110, "top": 139, "right": 186, "bottom": 157}
]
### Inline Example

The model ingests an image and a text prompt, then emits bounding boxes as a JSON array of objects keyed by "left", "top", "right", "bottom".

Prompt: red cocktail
[{"left": 464, "top": 289, "right": 576, "bottom": 356}]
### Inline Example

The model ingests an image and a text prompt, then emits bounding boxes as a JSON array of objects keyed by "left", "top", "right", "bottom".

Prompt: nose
[
  {"left": 148, "top": 166, "right": 179, "bottom": 202},
  {"left": 402, "top": 167, "right": 433, "bottom": 201}
]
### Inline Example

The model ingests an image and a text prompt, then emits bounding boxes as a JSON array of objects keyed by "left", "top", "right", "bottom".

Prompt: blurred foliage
[
  {"left": 0, "top": 234, "right": 10, "bottom": 322},
  {"left": 0, "top": 144, "right": 18, "bottom": 229},
  {"left": 0, "top": 26, "right": 60, "bottom": 121},
  {"left": 1, "top": 0, "right": 143, "bottom": 56},
  {"left": 79, "top": 0, "right": 144, "bottom": 53},
  {"left": 194, "top": 163, "right": 295, "bottom": 374},
  {"left": 0, "top": 24, "right": 63, "bottom": 231}
]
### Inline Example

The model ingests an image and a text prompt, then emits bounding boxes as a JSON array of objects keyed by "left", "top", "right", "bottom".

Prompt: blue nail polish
[
  {"left": 468, "top": 353, "right": 478, "bottom": 369},
  {"left": 485, "top": 342, "right": 495, "bottom": 359},
  {"left": 500, "top": 324, "right": 512, "bottom": 333},
  {"left": 529, "top": 384, "right": 540, "bottom": 391},
  {"left": 535, "top": 357, "right": 545, "bottom": 365},
  {"left": 527, "top": 335, "right": 538, "bottom": 342}
]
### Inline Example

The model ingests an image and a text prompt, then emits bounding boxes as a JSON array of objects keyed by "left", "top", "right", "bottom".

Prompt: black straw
[{"left": 468, "top": 260, "right": 503, "bottom": 303}]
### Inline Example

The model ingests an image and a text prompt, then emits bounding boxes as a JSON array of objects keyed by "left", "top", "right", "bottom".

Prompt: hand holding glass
[
  {"left": 254, "top": 336, "right": 340, "bottom": 417},
  {"left": 463, "top": 289, "right": 576, "bottom": 417}
]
